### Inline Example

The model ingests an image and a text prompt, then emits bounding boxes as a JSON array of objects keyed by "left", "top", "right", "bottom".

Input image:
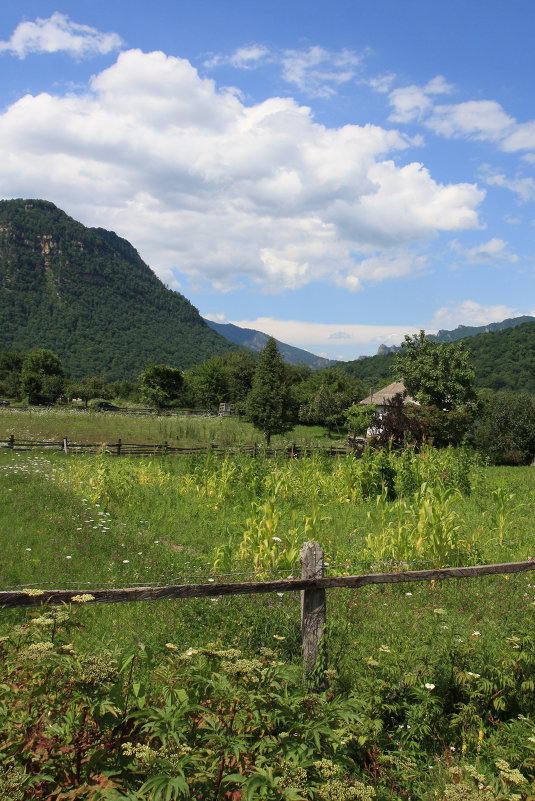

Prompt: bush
[{"left": 473, "top": 391, "right": 535, "bottom": 465}]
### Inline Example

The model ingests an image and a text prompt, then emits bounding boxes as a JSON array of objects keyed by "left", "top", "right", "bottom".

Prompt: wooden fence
[
  {"left": 0, "top": 435, "right": 349, "bottom": 458},
  {"left": 0, "top": 406, "right": 216, "bottom": 417},
  {"left": 3, "top": 543, "right": 535, "bottom": 689}
]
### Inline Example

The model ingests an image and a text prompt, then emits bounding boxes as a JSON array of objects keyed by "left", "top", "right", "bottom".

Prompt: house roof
[{"left": 359, "top": 380, "right": 417, "bottom": 406}]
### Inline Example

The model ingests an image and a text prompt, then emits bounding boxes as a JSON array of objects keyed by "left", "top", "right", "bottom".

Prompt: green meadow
[{"left": 2, "top": 410, "right": 535, "bottom": 799}]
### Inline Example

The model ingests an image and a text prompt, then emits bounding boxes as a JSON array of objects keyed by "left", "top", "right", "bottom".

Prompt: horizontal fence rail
[
  {"left": 4, "top": 558, "right": 535, "bottom": 609},
  {"left": 0, "top": 406, "right": 216, "bottom": 417},
  {"left": 3, "top": 545, "right": 535, "bottom": 689}
]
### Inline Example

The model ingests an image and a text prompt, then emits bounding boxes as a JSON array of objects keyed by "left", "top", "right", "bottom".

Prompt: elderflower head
[
  {"left": 22, "top": 588, "right": 44, "bottom": 597},
  {"left": 71, "top": 594, "right": 95, "bottom": 604},
  {"left": 424, "top": 683, "right": 435, "bottom": 690}
]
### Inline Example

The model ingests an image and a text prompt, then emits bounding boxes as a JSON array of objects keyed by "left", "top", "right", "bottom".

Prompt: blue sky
[{"left": 1, "top": 1, "right": 535, "bottom": 360}]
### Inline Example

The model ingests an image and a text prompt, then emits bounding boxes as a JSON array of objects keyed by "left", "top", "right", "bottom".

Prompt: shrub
[{"left": 473, "top": 391, "right": 535, "bottom": 465}]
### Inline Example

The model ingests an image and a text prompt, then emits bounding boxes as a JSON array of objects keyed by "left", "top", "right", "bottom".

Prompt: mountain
[
  {"left": 0, "top": 199, "right": 234, "bottom": 380},
  {"left": 204, "top": 319, "right": 337, "bottom": 370},
  {"left": 340, "top": 320, "right": 535, "bottom": 394},
  {"left": 376, "top": 316, "right": 535, "bottom": 355}
]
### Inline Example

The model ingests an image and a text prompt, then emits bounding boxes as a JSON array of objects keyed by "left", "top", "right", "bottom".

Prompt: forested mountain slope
[
  {"left": 0, "top": 199, "right": 234, "bottom": 379},
  {"left": 340, "top": 321, "right": 535, "bottom": 393}
]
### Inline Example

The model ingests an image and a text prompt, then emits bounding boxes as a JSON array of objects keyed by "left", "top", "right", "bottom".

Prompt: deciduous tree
[
  {"left": 394, "top": 331, "right": 475, "bottom": 410},
  {"left": 138, "top": 364, "right": 184, "bottom": 409}
]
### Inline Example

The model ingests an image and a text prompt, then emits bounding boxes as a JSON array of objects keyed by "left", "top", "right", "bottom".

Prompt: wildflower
[
  {"left": 425, "top": 683, "right": 435, "bottom": 690},
  {"left": 405, "top": 592, "right": 412, "bottom": 597},
  {"left": 165, "top": 643, "right": 179, "bottom": 651},
  {"left": 467, "top": 671, "right": 481, "bottom": 678},
  {"left": 273, "top": 634, "right": 286, "bottom": 641},
  {"left": 22, "top": 588, "right": 44, "bottom": 597},
  {"left": 433, "top": 608, "right": 446, "bottom": 615},
  {"left": 25, "top": 548, "right": 31, "bottom": 552},
  {"left": 272, "top": 536, "right": 282, "bottom": 542},
  {"left": 378, "top": 645, "right": 390, "bottom": 653},
  {"left": 23, "top": 641, "right": 54, "bottom": 660},
  {"left": 472, "top": 631, "right": 481, "bottom": 637},
  {"left": 277, "top": 592, "right": 284, "bottom": 597},
  {"left": 71, "top": 594, "right": 95, "bottom": 604},
  {"left": 122, "top": 560, "right": 130, "bottom": 564},
  {"left": 66, "top": 555, "right": 72, "bottom": 559}
]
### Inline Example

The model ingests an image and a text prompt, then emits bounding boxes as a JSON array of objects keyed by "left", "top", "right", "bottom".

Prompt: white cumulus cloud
[
  {"left": 427, "top": 100, "right": 515, "bottom": 141},
  {"left": 388, "top": 75, "right": 453, "bottom": 123},
  {"left": 227, "top": 317, "right": 422, "bottom": 350},
  {"left": 483, "top": 170, "right": 535, "bottom": 202},
  {"left": 280, "top": 46, "right": 361, "bottom": 97},
  {"left": 0, "top": 12, "right": 123, "bottom": 59},
  {"left": 0, "top": 48, "right": 484, "bottom": 291},
  {"left": 451, "top": 238, "right": 518, "bottom": 264},
  {"left": 430, "top": 301, "right": 519, "bottom": 329}
]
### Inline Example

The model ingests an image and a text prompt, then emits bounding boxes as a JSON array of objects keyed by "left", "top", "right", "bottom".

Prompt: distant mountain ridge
[
  {"left": 341, "top": 320, "right": 535, "bottom": 394},
  {"left": 376, "top": 316, "right": 535, "bottom": 355},
  {"left": 204, "top": 319, "right": 336, "bottom": 370},
  {"left": 0, "top": 199, "right": 233, "bottom": 379}
]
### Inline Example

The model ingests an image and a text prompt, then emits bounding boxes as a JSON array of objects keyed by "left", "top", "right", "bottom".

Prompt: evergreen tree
[{"left": 246, "top": 338, "right": 295, "bottom": 445}]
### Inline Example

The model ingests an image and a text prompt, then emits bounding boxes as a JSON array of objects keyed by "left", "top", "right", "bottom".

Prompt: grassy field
[
  {"left": 2, "top": 412, "right": 535, "bottom": 798},
  {"left": 0, "top": 406, "right": 335, "bottom": 448}
]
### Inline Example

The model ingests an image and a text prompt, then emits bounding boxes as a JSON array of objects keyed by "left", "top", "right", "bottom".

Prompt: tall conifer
[{"left": 246, "top": 337, "right": 294, "bottom": 445}]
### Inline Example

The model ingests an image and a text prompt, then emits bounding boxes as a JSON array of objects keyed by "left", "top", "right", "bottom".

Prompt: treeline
[
  {"left": 340, "top": 320, "right": 535, "bottom": 394},
  {"left": 3, "top": 335, "right": 535, "bottom": 466},
  {"left": 0, "top": 343, "right": 369, "bottom": 440}
]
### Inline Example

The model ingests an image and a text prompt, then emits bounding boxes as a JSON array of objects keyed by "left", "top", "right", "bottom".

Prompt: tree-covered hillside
[
  {"left": 340, "top": 321, "right": 535, "bottom": 394},
  {"left": 0, "top": 199, "right": 234, "bottom": 379}
]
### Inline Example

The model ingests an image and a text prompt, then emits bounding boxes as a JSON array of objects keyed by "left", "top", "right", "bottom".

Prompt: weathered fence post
[
  {"left": 8, "top": 434, "right": 14, "bottom": 449},
  {"left": 300, "top": 540, "right": 327, "bottom": 691},
  {"left": 116, "top": 438, "right": 122, "bottom": 456},
  {"left": 63, "top": 437, "right": 68, "bottom": 454}
]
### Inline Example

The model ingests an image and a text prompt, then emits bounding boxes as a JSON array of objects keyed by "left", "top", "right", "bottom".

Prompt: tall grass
[
  {"left": 3, "top": 436, "right": 535, "bottom": 796},
  {"left": 0, "top": 407, "right": 331, "bottom": 448}
]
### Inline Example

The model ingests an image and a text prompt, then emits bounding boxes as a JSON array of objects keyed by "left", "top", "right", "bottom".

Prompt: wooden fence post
[
  {"left": 116, "top": 438, "right": 122, "bottom": 456},
  {"left": 63, "top": 437, "right": 68, "bottom": 454},
  {"left": 8, "top": 434, "right": 14, "bottom": 449},
  {"left": 300, "top": 540, "right": 327, "bottom": 691}
]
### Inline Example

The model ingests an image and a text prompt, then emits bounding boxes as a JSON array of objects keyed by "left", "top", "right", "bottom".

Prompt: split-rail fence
[{"left": 2, "top": 542, "right": 535, "bottom": 690}]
